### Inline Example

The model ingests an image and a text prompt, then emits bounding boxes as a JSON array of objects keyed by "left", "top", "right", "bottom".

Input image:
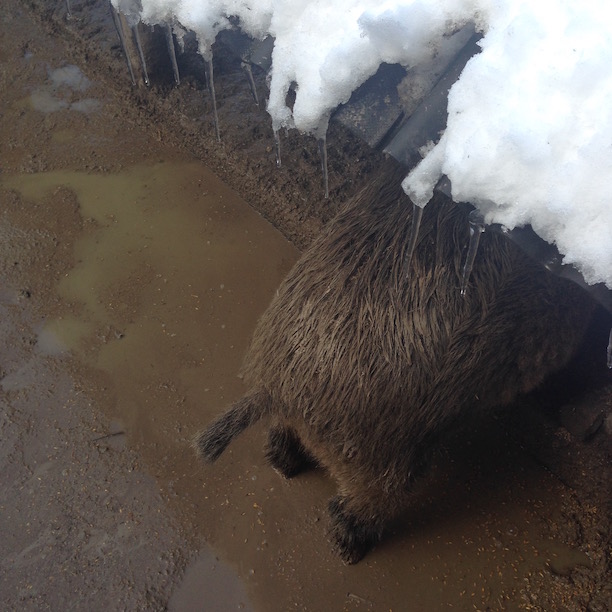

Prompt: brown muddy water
[{"left": 3, "top": 162, "right": 592, "bottom": 610}]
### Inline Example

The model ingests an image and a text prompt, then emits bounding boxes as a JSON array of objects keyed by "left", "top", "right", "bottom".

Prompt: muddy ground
[{"left": 1, "top": 1, "right": 611, "bottom": 610}]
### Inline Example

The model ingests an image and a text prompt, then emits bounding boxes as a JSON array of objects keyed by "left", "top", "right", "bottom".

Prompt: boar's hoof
[
  {"left": 265, "top": 425, "right": 317, "bottom": 479},
  {"left": 328, "top": 496, "right": 383, "bottom": 565}
]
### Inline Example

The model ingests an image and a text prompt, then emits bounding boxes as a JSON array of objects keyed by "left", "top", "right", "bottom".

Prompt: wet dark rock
[{"left": 559, "top": 399, "right": 605, "bottom": 441}]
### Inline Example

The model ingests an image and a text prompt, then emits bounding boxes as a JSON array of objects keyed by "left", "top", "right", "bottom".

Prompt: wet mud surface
[{"left": 1, "top": 1, "right": 611, "bottom": 610}]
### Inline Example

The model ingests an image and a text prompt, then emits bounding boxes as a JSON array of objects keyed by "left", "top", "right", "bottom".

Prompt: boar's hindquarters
[{"left": 193, "top": 388, "right": 271, "bottom": 462}]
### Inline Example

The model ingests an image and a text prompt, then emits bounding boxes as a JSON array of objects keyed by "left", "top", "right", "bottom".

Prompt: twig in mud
[{"left": 91, "top": 431, "right": 125, "bottom": 442}]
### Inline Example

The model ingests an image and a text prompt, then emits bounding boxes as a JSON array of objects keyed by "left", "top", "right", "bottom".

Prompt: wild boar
[{"left": 194, "top": 160, "right": 594, "bottom": 563}]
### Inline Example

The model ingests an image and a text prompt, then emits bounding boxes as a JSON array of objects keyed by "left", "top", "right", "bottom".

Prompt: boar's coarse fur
[{"left": 194, "top": 160, "right": 594, "bottom": 563}]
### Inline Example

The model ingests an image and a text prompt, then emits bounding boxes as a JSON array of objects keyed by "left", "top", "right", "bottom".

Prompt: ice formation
[
  {"left": 460, "top": 210, "right": 486, "bottom": 295},
  {"left": 110, "top": 0, "right": 612, "bottom": 289}
]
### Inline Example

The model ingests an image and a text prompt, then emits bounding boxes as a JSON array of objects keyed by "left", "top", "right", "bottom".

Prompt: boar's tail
[{"left": 193, "top": 388, "right": 271, "bottom": 463}]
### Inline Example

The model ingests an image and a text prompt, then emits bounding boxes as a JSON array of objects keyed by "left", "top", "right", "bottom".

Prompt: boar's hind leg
[
  {"left": 328, "top": 493, "right": 390, "bottom": 565},
  {"left": 327, "top": 462, "right": 426, "bottom": 565},
  {"left": 265, "top": 424, "right": 317, "bottom": 478},
  {"left": 328, "top": 437, "right": 437, "bottom": 563}
]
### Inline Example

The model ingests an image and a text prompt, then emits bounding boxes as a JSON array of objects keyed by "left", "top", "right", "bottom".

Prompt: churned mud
[{"left": 1, "top": 1, "right": 611, "bottom": 610}]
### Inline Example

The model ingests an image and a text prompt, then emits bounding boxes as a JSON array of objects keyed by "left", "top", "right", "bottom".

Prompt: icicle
[
  {"left": 131, "top": 24, "right": 149, "bottom": 86},
  {"left": 405, "top": 203, "right": 424, "bottom": 270},
  {"left": 205, "top": 57, "right": 221, "bottom": 142},
  {"left": 241, "top": 61, "right": 259, "bottom": 106},
  {"left": 315, "top": 119, "right": 330, "bottom": 199},
  {"left": 273, "top": 128, "right": 281, "bottom": 168},
  {"left": 166, "top": 24, "right": 180, "bottom": 86},
  {"left": 607, "top": 327, "right": 612, "bottom": 369},
  {"left": 460, "top": 209, "right": 485, "bottom": 295},
  {"left": 66, "top": 0, "right": 72, "bottom": 18},
  {"left": 109, "top": 3, "right": 136, "bottom": 86},
  {"left": 543, "top": 253, "right": 562, "bottom": 274},
  {"left": 174, "top": 24, "right": 187, "bottom": 54},
  {"left": 317, "top": 135, "right": 329, "bottom": 199}
]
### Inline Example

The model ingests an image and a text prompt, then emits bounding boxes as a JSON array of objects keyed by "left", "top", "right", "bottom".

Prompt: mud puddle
[
  {"left": 3, "top": 161, "right": 593, "bottom": 610},
  {"left": 3, "top": 160, "right": 297, "bottom": 608}
]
